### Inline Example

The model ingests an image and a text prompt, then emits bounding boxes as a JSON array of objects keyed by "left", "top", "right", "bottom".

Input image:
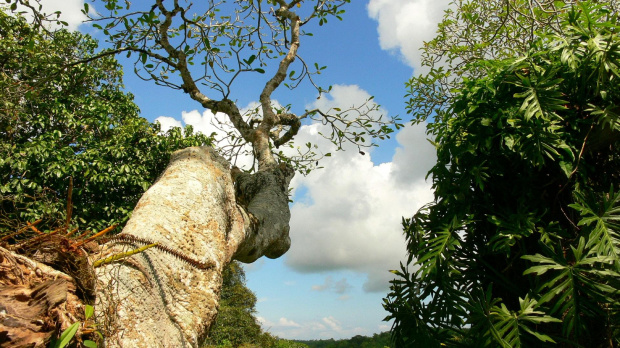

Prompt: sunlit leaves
[
  {"left": 467, "top": 288, "right": 561, "bottom": 348},
  {"left": 570, "top": 187, "right": 620, "bottom": 269},
  {"left": 0, "top": 13, "right": 212, "bottom": 232},
  {"left": 386, "top": 2, "right": 620, "bottom": 347},
  {"left": 523, "top": 237, "right": 620, "bottom": 339}
]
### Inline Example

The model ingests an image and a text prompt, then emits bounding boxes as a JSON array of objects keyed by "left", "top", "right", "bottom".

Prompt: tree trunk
[{"left": 94, "top": 146, "right": 293, "bottom": 347}]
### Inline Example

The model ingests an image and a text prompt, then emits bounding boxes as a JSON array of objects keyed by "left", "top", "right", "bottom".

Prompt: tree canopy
[
  {"left": 76, "top": 0, "right": 399, "bottom": 174},
  {"left": 385, "top": 1, "right": 620, "bottom": 347},
  {"left": 0, "top": 10, "right": 212, "bottom": 232}
]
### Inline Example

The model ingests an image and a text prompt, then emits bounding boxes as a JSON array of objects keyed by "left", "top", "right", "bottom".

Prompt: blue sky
[{"left": 42, "top": 0, "right": 451, "bottom": 340}]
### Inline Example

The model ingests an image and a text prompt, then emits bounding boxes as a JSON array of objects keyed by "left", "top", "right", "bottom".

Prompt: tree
[
  {"left": 0, "top": 9, "right": 212, "bottom": 232},
  {"left": 0, "top": 10, "right": 218, "bottom": 347},
  {"left": 297, "top": 332, "right": 393, "bottom": 347},
  {"left": 385, "top": 2, "right": 620, "bottom": 347},
  {"left": 203, "top": 261, "right": 270, "bottom": 347},
  {"left": 2, "top": 0, "right": 399, "bottom": 347},
  {"left": 81, "top": 0, "right": 397, "bottom": 173}
]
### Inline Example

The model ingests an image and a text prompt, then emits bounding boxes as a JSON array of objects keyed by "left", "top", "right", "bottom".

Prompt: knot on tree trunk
[{"left": 232, "top": 162, "right": 295, "bottom": 263}]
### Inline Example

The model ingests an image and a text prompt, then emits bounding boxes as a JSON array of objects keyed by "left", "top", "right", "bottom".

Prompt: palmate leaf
[
  {"left": 570, "top": 187, "right": 620, "bottom": 270},
  {"left": 511, "top": 63, "right": 567, "bottom": 121},
  {"left": 415, "top": 215, "right": 463, "bottom": 279},
  {"left": 465, "top": 286, "right": 504, "bottom": 347},
  {"left": 466, "top": 286, "right": 560, "bottom": 347},
  {"left": 523, "top": 237, "right": 619, "bottom": 340},
  {"left": 384, "top": 263, "right": 443, "bottom": 347}
]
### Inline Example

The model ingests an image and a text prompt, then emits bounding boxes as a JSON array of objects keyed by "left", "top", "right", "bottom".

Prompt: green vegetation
[
  {"left": 0, "top": 10, "right": 212, "bottom": 233},
  {"left": 385, "top": 1, "right": 620, "bottom": 347},
  {"left": 295, "top": 332, "right": 393, "bottom": 348},
  {"left": 203, "top": 261, "right": 277, "bottom": 347}
]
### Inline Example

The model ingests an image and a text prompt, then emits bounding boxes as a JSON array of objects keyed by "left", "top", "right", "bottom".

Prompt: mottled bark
[{"left": 95, "top": 146, "right": 293, "bottom": 347}]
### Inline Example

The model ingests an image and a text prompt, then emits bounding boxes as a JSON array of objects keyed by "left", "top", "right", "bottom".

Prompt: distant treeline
[{"left": 294, "top": 332, "right": 393, "bottom": 348}]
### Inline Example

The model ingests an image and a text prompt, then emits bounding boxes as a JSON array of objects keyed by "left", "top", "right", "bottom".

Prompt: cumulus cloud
[
  {"left": 155, "top": 102, "right": 285, "bottom": 169},
  {"left": 298, "top": 84, "right": 384, "bottom": 153},
  {"left": 367, "top": 0, "right": 451, "bottom": 73},
  {"left": 378, "top": 324, "right": 391, "bottom": 332},
  {"left": 155, "top": 116, "right": 183, "bottom": 132},
  {"left": 322, "top": 316, "right": 342, "bottom": 332},
  {"left": 13, "top": 0, "right": 89, "bottom": 31},
  {"left": 285, "top": 85, "right": 436, "bottom": 293}
]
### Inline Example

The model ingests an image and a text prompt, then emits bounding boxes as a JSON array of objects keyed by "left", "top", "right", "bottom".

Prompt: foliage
[
  {"left": 295, "top": 332, "right": 393, "bottom": 348},
  {"left": 274, "top": 340, "right": 311, "bottom": 348},
  {"left": 406, "top": 0, "right": 620, "bottom": 124},
  {"left": 50, "top": 305, "right": 101, "bottom": 348},
  {"left": 0, "top": 11, "right": 212, "bottom": 233},
  {"left": 385, "top": 2, "right": 620, "bottom": 347},
  {"left": 203, "top": 261, "right": 277, "bottom": 347},
  {"left": 74, "top": 0, "right": 400, "bottom": 173}
]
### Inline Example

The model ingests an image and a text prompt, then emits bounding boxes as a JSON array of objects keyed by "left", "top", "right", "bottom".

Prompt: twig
[
  {"left": 93, "top": 243, "right": 158, "bottom": 268},
  {"left": 72, "top": 224, "right": 117, "bottom": 249}
]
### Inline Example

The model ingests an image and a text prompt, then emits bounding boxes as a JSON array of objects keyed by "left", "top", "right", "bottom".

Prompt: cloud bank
[
  {"left": 283, "top": 85, "right": 435, "bottom": 292},
  {"left": 367, "top": 0, "right": 451, "bottom": 73}
]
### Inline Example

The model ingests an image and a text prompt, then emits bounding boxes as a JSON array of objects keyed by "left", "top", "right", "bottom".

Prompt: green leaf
[
  {"left": 84, "top": 305, "right": 94, "bottom": 320},
  {"left": 83, "top": 340, "right": 98, "bottom": 348},
  {"left": 57, "top": 322, "right": 80, "bottom": 348}
]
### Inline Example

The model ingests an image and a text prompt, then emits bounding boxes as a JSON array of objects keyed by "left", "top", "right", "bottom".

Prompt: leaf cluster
[
  {"left": 0, "top": 11, "right": 212, "bottom": 233},
  {"left": 385, "top": 2, "right": 620, "bottom": 347},
  {"left": 406, "top": 0, "right": 620, "bottom": 124}
]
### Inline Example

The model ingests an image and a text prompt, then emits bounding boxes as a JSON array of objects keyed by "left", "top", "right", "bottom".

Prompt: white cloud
[
  {"left": 285, "top": 85, "right": 436, "bottom": 293},
  {"left": 311, "top": 276, "right": 352, "bottom": 295},
  {"left": 178, "top": 109, "right": 256, "bottom": 168},
  {"left": 278, "top": 317, "right": 302, "bottom": 328},
  {"left": 257, "top": 317, "right": 301, "bottom": 329},
  {"left": 258, "top": 315, "right": 367, "bottom": 340},
  {"left": 367, "top": 0, "right": 451, "bottom": 73},
  {"left": 12, "top": 0, "right": 89, "bottom": 31},
  {"left": 391, "top": 120, "right": 436, "bottom": 186},
  {"left": 300, "top": 84, "right": 384, "bottom": 153},
  {"left": 155, "top": 116, "right": 183, "bottom": 132},
  {"left": 322, "top": 316, "right": 342, "bottom": 332},
  {"left": 156, "top": 102, "right": 287, "bottom": 169}
]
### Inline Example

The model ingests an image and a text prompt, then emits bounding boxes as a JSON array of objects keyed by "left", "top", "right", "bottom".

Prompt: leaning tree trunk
[{"left": 94, "top": 146, "right": 293, "bottom": 347}]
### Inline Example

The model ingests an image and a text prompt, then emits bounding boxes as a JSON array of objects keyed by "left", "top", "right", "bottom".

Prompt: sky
[{"left": 38, "top": 0, "right": 452, "bottom": 340}]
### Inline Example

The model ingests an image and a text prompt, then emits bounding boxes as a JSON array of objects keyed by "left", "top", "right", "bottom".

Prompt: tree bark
[{"left": 94, "top": 146, "right": 293, "bottom": 347}]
